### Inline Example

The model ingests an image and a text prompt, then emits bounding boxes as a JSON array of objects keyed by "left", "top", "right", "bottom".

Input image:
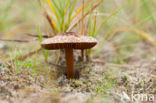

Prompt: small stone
[
  {"left": 0, "top": 64, "right": 9, "bottom": 74},
  {"left": 0, "top": 62, "right": 3, "bottom": 67},
  {"left": 75, "top": 70, "right": 80, "bottom": 79},
  {"left": 14, "top": 85, "right": 19, "bottom": 90},
  {"left": 0, "top": 43, "right": 4, "bottom": 49},
  {"left": 58, "top": 76, "right": 65, "bottom": 86}
]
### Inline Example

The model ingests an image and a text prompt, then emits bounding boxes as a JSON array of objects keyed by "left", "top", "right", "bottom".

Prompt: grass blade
[
  {"left": 67, "top": 0, "right": 104, "bottom": 32},
  {"left": 95, "top": 0, "right": 136, "bottom": 37},
  {"left": 70, "top": 0, "right": 90, "bottom": 22},
  {"left": 142, "top": 0, "right": 156, "bottom": 33},
  {"left": 38, "top": 26, "right": 49, "bottom": 62},
  {"left": 38, "top": 0, "right": 58, "bottom": 34},
  {"left": 46, "top": 0, "right": 59, "bottom": 21},
  {"left": 92, "top": 11, "right": 97, "bottom": 37},
  {"left": 67, "top": 0, "right": 77, "bottom": 29},
  {"left": 109, "top": 27, "right": 156, "bottom": 46}
]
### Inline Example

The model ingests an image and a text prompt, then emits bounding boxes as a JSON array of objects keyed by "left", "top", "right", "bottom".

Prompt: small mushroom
[{"left": 41, "top": 32, "right": 97, "bottom": 79}]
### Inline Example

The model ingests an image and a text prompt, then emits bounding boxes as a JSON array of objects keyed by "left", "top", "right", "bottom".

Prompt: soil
[{"left": 0, "top": 41, "right": 156, "bottom": 103}]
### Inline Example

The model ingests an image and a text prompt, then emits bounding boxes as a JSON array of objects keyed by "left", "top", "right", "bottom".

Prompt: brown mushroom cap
[{"left": 41, "top": 32, "right": 97, "bottom": 50}]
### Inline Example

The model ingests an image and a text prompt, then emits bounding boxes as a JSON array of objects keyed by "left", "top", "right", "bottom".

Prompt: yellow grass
[
  {"left": 67, "top": 0, "right": 104, "bottom": 32},
  {"left": 39, "top": 0, "right": 57, "bottom": 32},
  {"left": 70, "top": 0, "right": 90, "bottom": 22},
  {"left": 110, "top": 27, "right": 156, "bottom": 46},
  {"left": 46, "top": 0, "right": 58, "bottom": 21}
]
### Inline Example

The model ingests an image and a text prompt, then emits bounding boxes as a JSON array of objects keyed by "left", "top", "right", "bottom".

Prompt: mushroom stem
[
  {"left": 65, "top": 48, "right": 75, "bottom": 78},
  {"left": 81, "top": 49, "right": 84, "bottom": 61}
]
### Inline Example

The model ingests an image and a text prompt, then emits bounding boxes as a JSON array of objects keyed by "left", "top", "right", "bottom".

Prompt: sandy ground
[{"left": 0, "top": 41, "right": 156, "bottom": 103}]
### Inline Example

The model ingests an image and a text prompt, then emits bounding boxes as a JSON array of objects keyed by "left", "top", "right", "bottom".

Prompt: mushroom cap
[{"left": 41, "top": 32, "right": 97, "bottom": 50}]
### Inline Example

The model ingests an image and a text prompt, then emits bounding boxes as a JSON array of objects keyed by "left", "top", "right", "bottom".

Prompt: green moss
[{"left": 94, "top": 67, "right": 119, "bottom": 95}]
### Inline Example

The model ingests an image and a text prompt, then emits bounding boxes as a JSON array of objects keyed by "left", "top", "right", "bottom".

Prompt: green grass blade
[
  {"left": 135, "top": 12, "right": 156, "bottom": 27},
  {"left": 67, "top": 0, "right": 77, "bottom": 28},
  {"left": 142, "top": 0, "right": 156, "bottom": 33},
  {"left": 38, "top": 26, "right": 49, "bottom": 62},
  {"left": 88, "top": 14, "right": 92, "bottom": 36},
  {"left": 3, "top": 0, "right": 15, "bottom": 20},
  {"left": 92, "top": 14, "right": 97, "bottom": 37},
  {"left": 95, "top": 0, "right": 136, "bottom": 37},
  {"left": 51, "top": 0, "right": 61, "bottom": 14}
]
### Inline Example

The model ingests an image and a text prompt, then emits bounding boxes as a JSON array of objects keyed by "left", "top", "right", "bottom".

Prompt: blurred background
[
  {"left": 1, "top": 0, "right": 156, "bottom": 36},
  {"left": 1, "top": 0, "right": 156, "bottom": 62},
  {"left": 0, "top": 0, "right": 156, "bottom": 42}
]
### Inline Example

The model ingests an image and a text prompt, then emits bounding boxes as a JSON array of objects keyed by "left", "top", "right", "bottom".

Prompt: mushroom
[{"left": 41, "top": 32, "right": 97, "bottom": 79}]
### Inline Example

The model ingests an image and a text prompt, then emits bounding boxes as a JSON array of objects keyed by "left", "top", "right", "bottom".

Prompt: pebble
[
  {"left": 0, "top": 62, "right": 3, "bottom": 67},
  {"left": 60, "top": 93, "right": 90, "bottom": 103},
  {"left": 58, "top": 76, "right": 65, "bottom": 86},
  {"left": 0, "top": 62, "right": 9, "bottom": 74},
  {"left": 0, "top": 43, "right": 4, "bottom": 49}
]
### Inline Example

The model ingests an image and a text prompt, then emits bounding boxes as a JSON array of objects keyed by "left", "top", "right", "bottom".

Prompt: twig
[
  {"left": 0, "top": 39, "right": 31, "bottom": 43},
  {"left": 24, "top": 33, "right": 53, "bottom": 38},
  {"left": 0, "top": 32, "right": 52, "bottom": 38},
  {"left": 8, "top": 48, "right": 42, "bottom": 63}
]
